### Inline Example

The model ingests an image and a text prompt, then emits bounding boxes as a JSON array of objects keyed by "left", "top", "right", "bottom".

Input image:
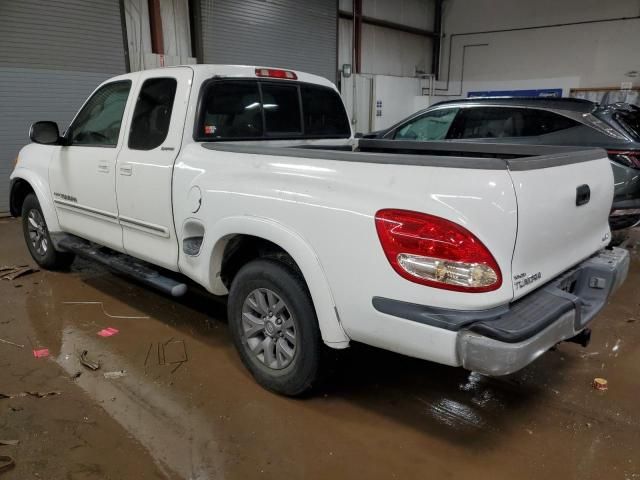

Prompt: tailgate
[{"left": 509, "top": 149, "right": 614, "bottom": 299}]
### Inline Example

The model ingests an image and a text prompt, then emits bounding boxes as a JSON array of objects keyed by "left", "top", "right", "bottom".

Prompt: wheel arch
[
  {"left": 9, "top": 170, "right": 61, "bottom": 233},
  {"left": 204, "top": 216, "right": 350, "bottom": 347}
]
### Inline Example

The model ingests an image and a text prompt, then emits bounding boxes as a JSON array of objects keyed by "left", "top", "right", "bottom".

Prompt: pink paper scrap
[
  {"left": 97, "top": 327, "right": 119, "bottom": 337},
  {"left": 33, "top": 348, "right": 50, "bottom": 358}
]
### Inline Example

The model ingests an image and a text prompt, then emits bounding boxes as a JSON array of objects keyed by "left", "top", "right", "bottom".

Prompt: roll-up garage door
[
  {"left": 0, "top": 0, "right": 127, "bottom": 214},
  {"left": 200, "top": 0, "right": 337, "bottom": 83}
]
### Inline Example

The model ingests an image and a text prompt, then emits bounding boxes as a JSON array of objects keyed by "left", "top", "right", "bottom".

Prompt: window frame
[
  {"left": 193, "top": 78, "right": 351, "bottom": 142},
  {"left": 65, "top": 80, "right": 132, "bottom": 149},
  {"left": 127, "top": 76, "right": 178, "bottom": 151}
]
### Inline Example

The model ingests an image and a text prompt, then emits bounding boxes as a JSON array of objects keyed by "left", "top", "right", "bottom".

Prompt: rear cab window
[{"left": 195, "top": 79, "right": 350, "bottom": 141}]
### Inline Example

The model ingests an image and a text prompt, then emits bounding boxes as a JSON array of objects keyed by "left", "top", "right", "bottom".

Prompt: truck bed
[{"left": 203, "top": 139, "right": 606, "bottom": 171}]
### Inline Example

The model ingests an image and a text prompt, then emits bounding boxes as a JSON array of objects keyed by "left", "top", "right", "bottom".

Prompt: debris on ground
[
  {"left": 32, "top": 348, "right": 49, "bottom": 358},
  {"left": 71, "top": 372, "right": 82, "bottom": 380},
  {"left": 593, "top": 377, "right": 608, "bottom": 391},
  {"left": 157, "top": 339, "right": 188, "bottom": 373},
  {"left": 103, "top": 370, "right": 126, "bottom": 379},
  {"left": 97, "top": 327, "right": 119, "bottom": 338},
  {"left": 160, "top": 340, "right": 188, "bottom": 365},
  {"left": 63, "top": 301, "right": 149, "bottom": 319},
  {"left": 0, "top": 338, "right": 24, "bottom": 349},
  {"left": 26, "top": 391, "right": 61, "bottom": 398},
  {"left": 0, "top": 391, "right": 61, "bottom": 399},
  {"left": 0, "top": 455, "right": 15, "bottom": 474},
  {"left": 580, "top": 351, "right": 600, "bottom": 358},
  {"left": 144, "top": 343, "right": 153, "bottom": 367},
  {"left": 79, "top": 350, "right": 100, "bottom": 371},
  {"left": 0, "top": 440, "right": 18, "bottom": 446},
  {"left": 0, "top": 266, "right": 38, "bottom": 281}
]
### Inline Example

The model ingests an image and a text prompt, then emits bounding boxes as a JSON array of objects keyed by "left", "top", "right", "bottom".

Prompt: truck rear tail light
[
  {"left": 255, "top": 68, "right": 297, "bottom": 80},
  {"left": 375, "top": 209, "right": 502, "bottom": 292},
  {"left": 607, "top": 150, "right": 640, "bottom": 170}
]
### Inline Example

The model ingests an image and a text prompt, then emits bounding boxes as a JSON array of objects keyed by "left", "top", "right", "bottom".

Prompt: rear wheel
[
  {"left": 21, "top": 194, "right": 75, "bottom": 270},
  {"left": 228, "top": 258, "right": 322, "bottom": 396}
]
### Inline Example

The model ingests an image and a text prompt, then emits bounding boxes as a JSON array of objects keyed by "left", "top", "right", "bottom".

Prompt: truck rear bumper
[
  {"left": 457, "top": 247, "right": 630, "bottom": 376},
  {"left": 372, "top": 247, "right": 629, "bottom": 375}
]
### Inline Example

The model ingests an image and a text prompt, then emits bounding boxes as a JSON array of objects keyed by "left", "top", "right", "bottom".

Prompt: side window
[
  {"left": 448, "top": 107, "right": 525, "bottom": 139},
  {"left": 449, "top": 107, "right": 580, "bottom": 139},
  {"left": 394, "top": 108, "right": 459, "bottom": 141},
  {"left": 128, "top": 77, "right": 177, "bottom": 150},
  {"left": 522, "top": 109, "right": 580, "bottom": 136},
  {"left": 69, "top": 81, "right": 131, "bottom": 146},
  {"left": 199, "top": 81, "right": 263, "bottom": 139},
  {"left": 300, "top": 85, "right": 350, "bottom": 136},
  {"left": 261, "top": 83, "right": 302, "bottom": 135}
]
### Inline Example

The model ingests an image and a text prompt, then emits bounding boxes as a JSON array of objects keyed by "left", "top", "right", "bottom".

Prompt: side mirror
[{"left": 29, "top": 121, "right": 61, "bottom": 145}]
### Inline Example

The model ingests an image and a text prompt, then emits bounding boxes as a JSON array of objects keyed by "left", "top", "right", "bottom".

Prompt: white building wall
[{"left": 436, "top": 0, "right": 640, "bottom": 98}]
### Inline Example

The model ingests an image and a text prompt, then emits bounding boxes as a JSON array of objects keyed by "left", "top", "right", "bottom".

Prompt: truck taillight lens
[
  {"left": 375, "top": 209, "right": 502, "bottom": 292},
  {"left": 255, "top": 68, "right": 297, "bottom": 80},
  {"left": 607, "top": 150, "right": 640, "bottom": 170}
]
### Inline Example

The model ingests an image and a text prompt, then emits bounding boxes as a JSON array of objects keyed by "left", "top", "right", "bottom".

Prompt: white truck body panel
[{"left": 510, "top": 159, "right": 612, "bottom": 298}]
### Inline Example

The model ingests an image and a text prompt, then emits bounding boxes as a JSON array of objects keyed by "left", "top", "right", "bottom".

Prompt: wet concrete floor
[{"left": 1, "top": 217, "right": 639, "bottom": 479}]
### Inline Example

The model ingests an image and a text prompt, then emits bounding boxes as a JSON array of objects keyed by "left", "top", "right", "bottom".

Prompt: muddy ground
[{"left": 0, "top": 217, "right": 639, "bottom": 480}]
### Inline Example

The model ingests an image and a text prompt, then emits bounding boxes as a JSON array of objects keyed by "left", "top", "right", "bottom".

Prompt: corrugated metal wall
[
  {"left": 200, "top": 0, "right": 337, "bottom": 83},
  {"left": 0, "top": 0, "right": 127, "bottom": 214}
]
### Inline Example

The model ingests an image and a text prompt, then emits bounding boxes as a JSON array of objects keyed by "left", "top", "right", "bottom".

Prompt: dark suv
[{"left": 367, "top": 98, "right": 640, "bottom": 230}]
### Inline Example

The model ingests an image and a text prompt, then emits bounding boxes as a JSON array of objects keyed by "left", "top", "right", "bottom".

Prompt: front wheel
[
  {"left": 228, "top": 258, "right": 322, "bottom": 396},
  {"left": 21, "top": 193, "right": 75, "bottom": 270}
]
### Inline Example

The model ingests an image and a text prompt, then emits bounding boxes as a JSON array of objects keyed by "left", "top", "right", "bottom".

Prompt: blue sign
[{"left": 467, "top": 88, "right": 563, "bottom": 98}]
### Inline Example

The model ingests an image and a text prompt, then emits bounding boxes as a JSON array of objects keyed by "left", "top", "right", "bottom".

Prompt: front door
[
  {"left": 115, "top": 68, "right": 193, "bottom": 270},
  {"left": 49, "top": 79, "right": 135, "bottom": 250}
]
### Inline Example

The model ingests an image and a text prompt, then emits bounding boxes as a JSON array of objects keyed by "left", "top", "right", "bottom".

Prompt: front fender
[
  {"left": 10, "top": 166, "right": 61, "bottom": 233},
  {"left": 180, "top": 215, "right": 350, "bottom": 347}
]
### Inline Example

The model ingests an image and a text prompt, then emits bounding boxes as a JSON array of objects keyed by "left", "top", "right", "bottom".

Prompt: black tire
[
  {"left": 228, "top": 258, "right": 322, "bottom": 396},
  {"left": 21, "top": 193, "right": 75, "bottom": 270}
]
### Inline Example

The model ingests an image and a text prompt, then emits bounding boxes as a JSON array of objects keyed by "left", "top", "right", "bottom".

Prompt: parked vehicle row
[{"left": 10, "top": 65, "right": 630, "bottom": 395}]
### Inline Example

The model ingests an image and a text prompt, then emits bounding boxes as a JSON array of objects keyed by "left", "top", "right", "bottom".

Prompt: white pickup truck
[{"left": 10, "top": 65, "right": 630, "bottom": 395}]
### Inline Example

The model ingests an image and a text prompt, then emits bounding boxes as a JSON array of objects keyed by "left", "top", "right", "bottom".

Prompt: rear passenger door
[{"left": 115, "top": 67, "right": 193, "bottom": 270}]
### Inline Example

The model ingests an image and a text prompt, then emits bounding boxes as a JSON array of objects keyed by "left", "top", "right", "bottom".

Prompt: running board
[{"left": 58, "top": 236, "right": 187, "bottom": 297}]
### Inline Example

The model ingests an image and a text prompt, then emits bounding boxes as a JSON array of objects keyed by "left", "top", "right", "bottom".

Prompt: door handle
[
  {"left": 97, "top": 160, "right": 109, "bottom": 173},
  {"left": 119, "top": 164, "right": 133, "bottom": 176},
  {"left": 576, "top": 184, "right": 590, "bottom": 206}
]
